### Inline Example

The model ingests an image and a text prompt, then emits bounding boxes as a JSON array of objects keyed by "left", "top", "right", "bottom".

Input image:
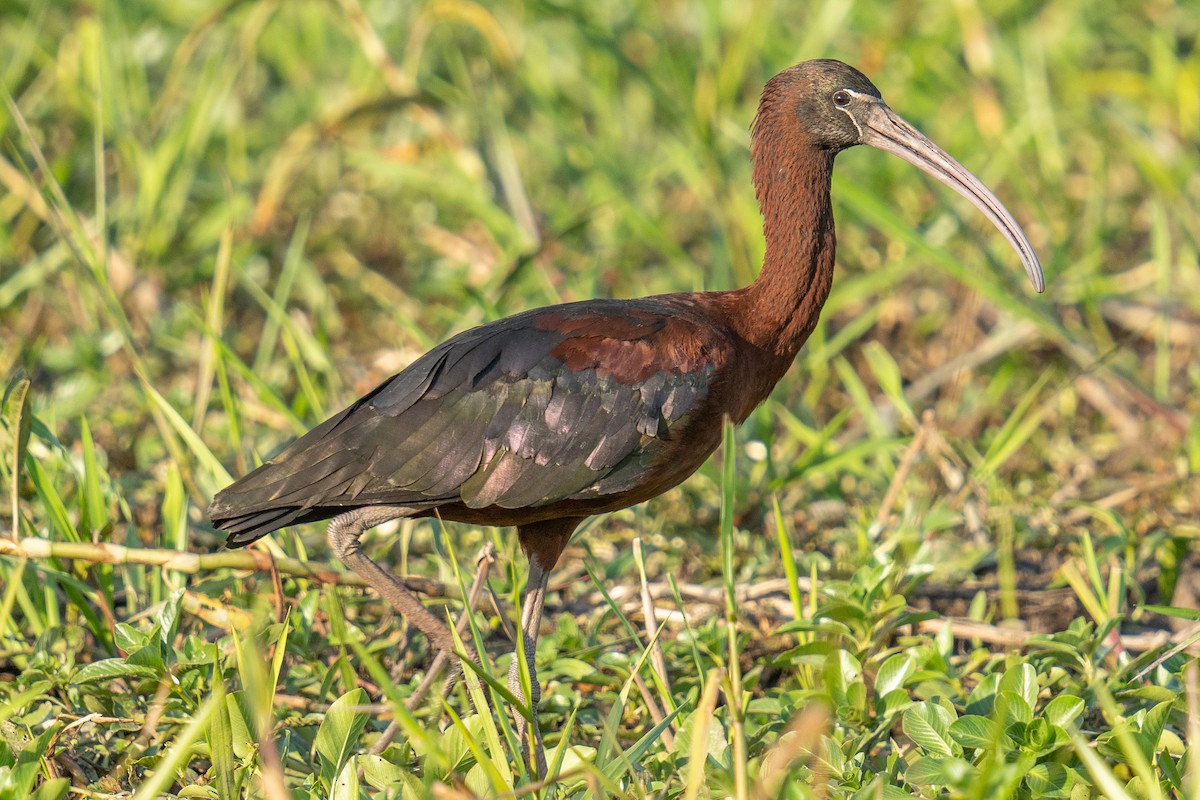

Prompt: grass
[{"left": 2, "top": 0, "right": 1199, "bottom": 796}]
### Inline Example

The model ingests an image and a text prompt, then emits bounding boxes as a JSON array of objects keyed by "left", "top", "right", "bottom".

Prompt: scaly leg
[
  {"left": 327, "top": 506, "right": 475, "bottom": 664},
  {"left": 507, "top": 557, "right": 551, "bottom": 774},
  {"left": 509, "top": 517, "right": 580, "bottom": 776}
]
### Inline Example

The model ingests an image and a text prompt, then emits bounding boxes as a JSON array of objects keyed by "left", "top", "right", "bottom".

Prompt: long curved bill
[{"left": 859, "top": 101, "right": 1045, "bottom": 292}]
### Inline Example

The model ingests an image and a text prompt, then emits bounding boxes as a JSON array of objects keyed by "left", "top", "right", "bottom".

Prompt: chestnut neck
[{"left": 726, "top": 114, "right": 838, "bottom": 361}]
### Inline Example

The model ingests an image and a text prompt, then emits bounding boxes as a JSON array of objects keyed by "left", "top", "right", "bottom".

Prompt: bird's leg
[
  {"left": 507, "top": 557, "right": 551, "bottom": 774},
  {"left": 327, "top": 506, "right": 473, "bottom": 665},
  {"left": 368, "top": 542, "right": 497, "bottom": 757},
  {"left": 508, "top": 517, "right": 580, "bottom": 777}
]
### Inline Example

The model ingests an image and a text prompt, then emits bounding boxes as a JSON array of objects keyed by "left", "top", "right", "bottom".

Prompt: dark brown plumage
[{"left": 208, "top": 60, "right": 1044, "bottom": 769}]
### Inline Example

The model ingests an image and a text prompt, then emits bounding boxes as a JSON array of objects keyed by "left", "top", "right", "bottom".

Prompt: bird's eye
[{"left": 832, "top": 90, "right": 852, "bottom": 107}]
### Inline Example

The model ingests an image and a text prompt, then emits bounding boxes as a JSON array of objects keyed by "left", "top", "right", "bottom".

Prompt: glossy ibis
[{"left": 208, "top": 59, "right": 1044, "bottom": 765}]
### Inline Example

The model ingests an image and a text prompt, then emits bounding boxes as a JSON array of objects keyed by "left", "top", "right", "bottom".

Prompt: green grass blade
[{"left": 131, "top": 694, "right": 220, "bottom": 800}]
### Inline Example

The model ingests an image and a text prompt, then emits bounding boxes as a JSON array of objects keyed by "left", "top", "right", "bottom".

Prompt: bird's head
[
  {"left": 756, "top": 59, "right": 1045, "bottom": 292},
  {"left": 763, "top": 59, "right": 884, "bottom": 151}
]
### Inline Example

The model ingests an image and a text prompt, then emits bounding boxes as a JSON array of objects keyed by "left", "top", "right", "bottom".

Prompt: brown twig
[
  {"left": 1060, "top": 473, "right": 1185, "bottom": 526},
  {"left": 631, "top": 671, "right": 669, "bottom": 745},
  {"left": 1133, "top": 622, "right": 1200, "bottom": 680},
  {"left": 0, "top": 536, "right": 458, "bottom": 598},
  {"left": 267, "top": 548, "right": 286, "bottom": 623},
  {"left": 1074, "top": 375, "right": 1142, "bottom": 441},
  {"left": 577, "top": 577, "right": 810, "bottom": 624},
  {"left": 102, "top": 675, "right": 174, "bottom": 788},
  {"left": 870, "top": 410, "right": 933, "bottom": 536},
  {"left": 917, "top": 617, "right": 1200, "bottom": 653}
]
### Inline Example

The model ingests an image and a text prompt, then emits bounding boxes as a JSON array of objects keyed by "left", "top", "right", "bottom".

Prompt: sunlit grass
[{"left": 1, "top": 0, "right": 1198, "bottom": 797}]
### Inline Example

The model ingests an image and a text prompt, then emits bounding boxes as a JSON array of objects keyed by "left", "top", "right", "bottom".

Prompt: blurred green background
[{"left": 2, "top": 0, "right": 1199, "bottom": 797}]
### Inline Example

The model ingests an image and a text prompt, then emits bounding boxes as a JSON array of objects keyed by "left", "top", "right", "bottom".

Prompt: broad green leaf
[
  {"left": 441, "top": 705, "right": 511, "bottom": 793},
  {"left": 73, "top": 658, "right": 157, "bottom": 684},
  {"left": 949, "top": 715, "right": 1004, "bottom": 750},
  {"left": 1161, "top": 728, "right": 1186, "bottom": 758},
  {"left": 847, "top": 679, "right": 868, "bottom": 714},
  {"left": 965, "top": 673, "right": 1001, "bottom": 716},
  {"left": 345, "top": 640, "right": 443, "bottom": 773},
  {"left": 330, "top": 756, "right": 362, "bottom": 800},
  {"left": 998, "top": 663, "right": 1038, "bottom": 709},
  {"left": 876, "top": 689, "right": 912, "bottom": 718},
  {"left": 4, "top": 759, "right": 42, "bottom": 798},
  {"left": 820, "top": 735, "right": 846, "bottom": 777},
  {"left": 902, "top": 702, "right": 956, "bottom": 757},
  {"left": 158, "top": 589, "right": 184, "bottom": 649},
  {"left": 672, "top": 705, "right": 726, "bottom": 763},
  {"left": 851, "top": 781, "right": 923, "bottom": 800},
  {"left": 997, "top": 690, "right": 1034, "bottom": 725},
  {"left": 1023, "top": 717, "right": 1055, "bottom": 753},
  {"left": 1024, "top": 763, "right": 1078, "bottom": 798},
  {"left": 550, "top": 657, "right": 598, "bottom": 680},
  {"left": 874, "top": 653, "right": 915, "bottom": 698},
  {"left": 315, "top": 689, "right": 369, "bottom": 780},
  {"left": 1042, "top": 695, "right": 1085, "bottom": 729},
  {"left": 904, "top": 755, "right": 975, "bottom": 787},
  {"left": 1159, "top": 747, "right": 1186, "bottom": 792},
  {"left": 410, "top": 716, "right": 474, "bottom": 775},
  {"left": 465, "top": 762, "right": 491, "bottom": 797},
  {"left": 823, "top": 650, "right": 861, "bottom": 704},
  {"left": 360, "top": 754, "right": 421, "bottom": 793},
  {"left": 127, "top": 644, "right": 166, "bottom": 674},
  {"left": 114, "top": 622, "right": 149, "bottom": 653},
  {"left": 30, "top": 777, "right": 71, "bottom": 800},
  {"left": 0, "top": 681, "right": 52, "bottom": 724},
  {"left": 2, "top": 728, "right": 57, "bottom": 796},
  {"left": 1137, "top": 700, "right": 1173, "bottom": 760}
]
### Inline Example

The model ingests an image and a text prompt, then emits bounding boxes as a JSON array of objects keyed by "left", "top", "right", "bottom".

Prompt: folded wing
[{"left": 209, "top": 298, "right": 719, "bottom": 546}]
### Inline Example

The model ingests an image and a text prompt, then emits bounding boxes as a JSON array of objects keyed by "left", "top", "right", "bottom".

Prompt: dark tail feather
[
  {"left": 209, "top": 504, "right": 308, "bottom": 549},
  {"left": 207, "top": 385, "right": 419, "bottom": 548}
]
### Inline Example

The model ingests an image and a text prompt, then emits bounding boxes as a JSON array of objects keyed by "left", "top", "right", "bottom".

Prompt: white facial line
[{"left": 836, "top": 88, "right": 869, "bottom": 139}]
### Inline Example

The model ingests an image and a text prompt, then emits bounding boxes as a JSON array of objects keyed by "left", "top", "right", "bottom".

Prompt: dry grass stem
[
  {"left": 870, "top": 410, "right": 934, "bottom": 535},
  {"left": 633, "top": 536, "right": 674, "bottom": 733},
  {"left": 754, "top": 703, "right": 832, "bottom": 800},
  {"left": 0, "top": 536, "right": 458, "bottom": 597},
  {"left": 919, "top": 617, "right": 1200, "bottom": 654}
]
